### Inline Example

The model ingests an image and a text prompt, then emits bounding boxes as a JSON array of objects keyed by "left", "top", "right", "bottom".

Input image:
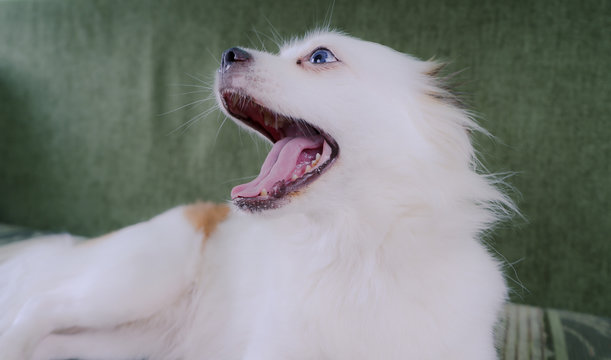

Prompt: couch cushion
[
  {"left": 0, "top": 223, "right": 51, "bottom": 245},
  {"left": 498, "top": 303, "right": 611, "bottom": 359}
]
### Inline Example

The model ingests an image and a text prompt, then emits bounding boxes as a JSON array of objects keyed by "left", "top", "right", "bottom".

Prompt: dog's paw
[{"left": 183, "top": 202, "right": 230, "bottom": 238}]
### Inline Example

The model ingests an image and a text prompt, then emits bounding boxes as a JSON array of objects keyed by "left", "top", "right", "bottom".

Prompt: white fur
[{"left": 0, "top": 31, "right": 512, "bottom": 359}]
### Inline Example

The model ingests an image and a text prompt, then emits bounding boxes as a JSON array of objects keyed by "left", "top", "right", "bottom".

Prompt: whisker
[
  {"left": 177, "top": 106, "right": 218, "bottom": 132},
  {"left": 167, "top": 105, "right": 219, "bottom": 136},
  {"left": 238, "top": 125, "right": 244, "bottom": 146},
  {"left": 246, "top": 33, "right": 257, "bottom": 50},
  {"left": 177, "top": 110, "right": 217, "bottom": 136},
  {"left": 322, "top": 0, "right": 336, "bottom": 31},
  {"left": 251, "top": 26, "right": 267, "bottom": 51},
  {"left": 250, "top": 132, "right": 260, "bottom": 157},
  {"left": 169, "top": 89, "right": 215, "bottom": 97},
  {"left": 213, "top": 114, "right": 228, "bottom": 147},
  {"left": 262, "top": 16, "right": 283, "bottom": 49},
  {"left": 252, "top": 28, "right": 280, "bottom": 50},
  {"left": 205, "top": 47, "right": 221, "bottom": 66},
  {"left": 170, "top": 83, "right": 213, "bottom": 89},
  {"left": 185, "top": 73, "right": 212, "bottom": 86},
  {"left": 158, "top": 98, "right": 211, "bottom": 117},
  {"left": 222, "top": 174, "right": 259, "bottom": 185}
]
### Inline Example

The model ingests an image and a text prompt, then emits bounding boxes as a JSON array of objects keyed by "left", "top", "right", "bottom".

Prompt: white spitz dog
[{"left": 0, "top": 31, "right": 513, "bottom": 360}]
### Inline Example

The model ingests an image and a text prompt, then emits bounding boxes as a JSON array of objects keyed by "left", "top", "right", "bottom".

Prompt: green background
[{"left": 0, "top": 0, "right": 609, "bottom": 316}]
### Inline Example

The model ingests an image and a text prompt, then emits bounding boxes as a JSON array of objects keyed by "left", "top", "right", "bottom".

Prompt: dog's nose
[{"left": 221, "top": 47, "right": 252, "bottom": 72}]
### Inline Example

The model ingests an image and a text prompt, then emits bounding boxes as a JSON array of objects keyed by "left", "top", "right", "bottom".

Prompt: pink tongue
[{"left": 231, "top": 136, "right": 323, "bottom": 199}]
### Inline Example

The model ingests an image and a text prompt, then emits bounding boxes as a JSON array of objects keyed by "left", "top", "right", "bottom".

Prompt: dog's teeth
[
  {"left": 263, "top": 113, "right": 272, "bottom": 126},
  {"left": 292, "top": 174, "right": 298, "bottom": 181},
  {"left": 260, "top": 188, "right": 268, "bottom": 197},
  {"left": 309, "top": 153, "right": 322, "bottom": 167},
  {"left": 306, "top": 165, "right": 312, "bottom": 172}
]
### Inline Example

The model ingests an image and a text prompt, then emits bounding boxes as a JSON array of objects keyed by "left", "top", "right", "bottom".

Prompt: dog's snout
[{"left": 221, "top": 47, "right": 251, "bottom": 72}]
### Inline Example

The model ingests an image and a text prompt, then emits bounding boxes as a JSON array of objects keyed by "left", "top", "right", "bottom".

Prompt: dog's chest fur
[{"left": 177, "top": 211, "right": 504, "bottom": 359}]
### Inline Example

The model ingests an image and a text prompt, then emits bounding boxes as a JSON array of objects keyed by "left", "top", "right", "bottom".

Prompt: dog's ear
[
  {"left": 425, "top": 62, "right": 448, "bottom": 78},
  {"left": 425, "top": 61, "right": 467, "bottom": 109}
]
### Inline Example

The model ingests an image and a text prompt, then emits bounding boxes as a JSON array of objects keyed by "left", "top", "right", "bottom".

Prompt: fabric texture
[
  {"left": 0, "top": 0, "right": 609, "bottom": 317},
  {"left": 497, "top": 303, "right": 611, "bottom": 360},
  {"left": 0, "top": 223, "right": 50, "bottom": 245}
]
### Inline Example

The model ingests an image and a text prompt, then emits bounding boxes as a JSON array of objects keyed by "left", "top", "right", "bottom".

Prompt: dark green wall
[{"left": 0, "top": 0, "right": 609, "bottom": 316}]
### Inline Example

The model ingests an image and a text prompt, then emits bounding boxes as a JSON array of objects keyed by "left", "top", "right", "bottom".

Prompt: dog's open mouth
[{"left": 221, "top": 90, "right": 339, "bottom": 211}]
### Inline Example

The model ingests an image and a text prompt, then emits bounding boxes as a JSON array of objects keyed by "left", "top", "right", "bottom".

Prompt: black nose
[{"left": 221, "top": 47, "right": 251, "bottom": 72}]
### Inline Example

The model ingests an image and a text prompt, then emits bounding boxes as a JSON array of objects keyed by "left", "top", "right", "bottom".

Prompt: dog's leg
[{"left": 0, "top": 202, "right": 229, "bottom": 360}]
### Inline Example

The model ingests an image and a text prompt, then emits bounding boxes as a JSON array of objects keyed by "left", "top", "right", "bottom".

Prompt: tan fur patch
[{"left": 183, "top": 202, "right": 230, "bottom": 238}]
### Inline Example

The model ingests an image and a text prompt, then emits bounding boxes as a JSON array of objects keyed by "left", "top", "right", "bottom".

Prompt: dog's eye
[{"left": 309, "top": 48, "right": 337, "bottom": 64}]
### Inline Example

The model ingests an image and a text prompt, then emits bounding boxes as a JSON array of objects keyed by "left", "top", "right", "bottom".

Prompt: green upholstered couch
[{"left": 0, "top": 0, "right": 609, "bottom": 358}]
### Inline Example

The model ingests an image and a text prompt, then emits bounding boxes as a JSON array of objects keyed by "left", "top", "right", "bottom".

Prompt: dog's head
[{"left": 216, "top": 31, "right": 495, "bottom": 219}]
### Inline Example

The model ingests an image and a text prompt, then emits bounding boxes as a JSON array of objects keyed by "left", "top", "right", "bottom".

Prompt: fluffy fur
[{"left": 0, "top": 31, "right": 513, "bottom": 359}]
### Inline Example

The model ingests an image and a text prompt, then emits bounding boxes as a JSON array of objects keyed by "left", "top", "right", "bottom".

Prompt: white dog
[{"left": 0, "top": 31, "right": 513, "bottom": 359}]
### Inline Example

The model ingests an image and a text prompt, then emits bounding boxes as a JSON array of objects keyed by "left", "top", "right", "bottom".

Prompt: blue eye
[{"left": 309, "top": 48, "right": 337, "bottom": 64}]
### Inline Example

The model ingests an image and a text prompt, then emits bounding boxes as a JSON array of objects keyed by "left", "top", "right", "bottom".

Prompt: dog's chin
[{"left": 218, "top": 89, "right": 340, "bottom": 213}]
